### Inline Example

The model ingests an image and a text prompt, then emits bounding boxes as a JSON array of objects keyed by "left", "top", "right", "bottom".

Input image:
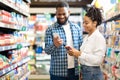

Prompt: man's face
[{"left": 56, "top": 7, "right": 70, "bottom": 25}]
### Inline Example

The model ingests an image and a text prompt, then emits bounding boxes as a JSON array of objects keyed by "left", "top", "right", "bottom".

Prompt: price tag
[
  {"left": 0, "top": 71, "right": 3, "bottom": 76},
  {"left": 15, "top": 64, "right": 17, "bottom": 68},
  {"left": 5, "top": 46, "right": 9, "bottom": 50},
  {"left": 8, "top": 67, "right": 11, "bottom": 71},
  {"left": 0, "top": 47, "right": 2, "bottom": 51},
  {"left": 0, "top": 47, "right": 4, "bottom": 51},
  {"left": 18, "top": 62, "right": 21, "bottom": 66},
  {"left": 2, "top": 70, "right": 5, "bottom": 74},
  {"left": 10, "top": 45, "right": 13, "bottom": 49},
  {"left": 10, "top": 66, "right": 13, "bottom": 69},
  {"left": 13, "top": 45, "right": 16, "bottom": 49}
]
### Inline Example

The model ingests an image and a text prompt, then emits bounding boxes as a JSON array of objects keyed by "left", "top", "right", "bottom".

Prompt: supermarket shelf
[
  {"left": 0, "top": 0, "right": 30, "bottom": 17},
  {"left": 114, "top": 49, "right": 120, "bottom": 52},
  {"left": 36, "top": 61, "right": 50, "bottom": 66},
  {"left": 0, "top": 26, "right": 19, "bottom": 33},
  {"left": 0, "top": 45, "right": 16, "bottom": 52},
  {"left": 36, "top": 54, "right": 51, "bottom": 60},
  {"left": 28, "top": 75, "right": 50, "bottom": 80},
  {"left": 106, "top": 47, "right": 120, "bottom": 52},
  {"left": 17, "top": 57, "right": 31, "bottom": 66},
  {"left": 0, "top": 57, "right": 30, "bottom": 77},
  {"left": 24, "top": 0, "right": 31, "bottom": 3},
  {"left": 0, "top": 64, "right": 17, "bottom": 77},
  {"left": 115, "top": 27, "right": 120, "bottom": 30},
  {"left": 104, "top": 34, "right": 120, "bottom": 37},
  {"left": 0, "top": 0, "right": 30, "bottom": 78},
  {"left": 0, "top": 43, "right": 30, "bottom": 52},
  {"left": 28, "top": 59, "right": 35, "bottom": 65},
  {"left": 20, "top": 42, "right": 30, "bottom": 47},
  {"left": 17, "top": 57, "right": 30, "bottom": 66},
  {"left": 20, "top": 71, "right": 30, "bottom": 80},
  {"left": 0, "top": 22, "right": 19, "bottom": 33},
  {"left": 103, "top": 13, "right": 120, "bottom": 23},
  {"left": 36, "top": 56, "right": 50, "bottom": 61}
]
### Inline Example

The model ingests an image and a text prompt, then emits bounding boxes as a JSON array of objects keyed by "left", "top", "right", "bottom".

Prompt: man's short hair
[{"left": 56, "top": 1, "right": 69, "bottom": 9}]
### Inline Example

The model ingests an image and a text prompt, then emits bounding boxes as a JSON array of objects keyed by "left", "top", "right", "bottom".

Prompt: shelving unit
[
  {"left": 0, "top": 0, "right": 31, "bottom": 79},
  {"left": 103, "top": 13, "right": 120, "bottom": 23},
  {"left": 27, "top": 14, "right": 51, "bottom": 79},
  {"left": 0, "top": 0, "right": 30, "bottom": 17},
  {"left": 99, "top": 2, "right": 120, "bottom": 80},
  {"left": 0, "top": 42, "right": 30, "bottom": 52},
  {"left": 0, "top": 57, "right": 30, "bottom": 77}
]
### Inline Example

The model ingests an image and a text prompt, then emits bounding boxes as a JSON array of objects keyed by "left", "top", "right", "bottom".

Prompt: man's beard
[{"left": 57, "top": 17, "right": 68, "bottom": 25}]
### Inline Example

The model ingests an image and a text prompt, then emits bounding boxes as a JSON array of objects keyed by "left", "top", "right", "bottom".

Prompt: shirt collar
[
  {"left": 55, "top": 20, "right": 73, "bottom": 28},
  {"left": 86, "top": 29, "right": 99, "bottom": 40}
]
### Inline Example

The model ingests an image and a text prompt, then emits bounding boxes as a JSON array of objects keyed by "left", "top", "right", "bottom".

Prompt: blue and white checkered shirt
[{"left": 44, "top": 21, "right": 83, "bottom": 77}]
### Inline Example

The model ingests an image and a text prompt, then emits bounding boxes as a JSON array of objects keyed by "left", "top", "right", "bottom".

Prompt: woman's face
[{"left": 83, "top": 16, "right": 96, "bottom": 33}]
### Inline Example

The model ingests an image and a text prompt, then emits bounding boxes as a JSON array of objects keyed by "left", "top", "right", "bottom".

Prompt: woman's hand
[{"left": 65, "top": 46, "right": 81, "bottom": 58}]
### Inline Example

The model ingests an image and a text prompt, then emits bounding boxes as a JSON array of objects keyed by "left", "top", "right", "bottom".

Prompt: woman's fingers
[{"left": 67, "top": 50, "right": 74, "bottom": 56}]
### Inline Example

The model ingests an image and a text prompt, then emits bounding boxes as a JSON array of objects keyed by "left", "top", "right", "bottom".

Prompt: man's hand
[{"left": 53, "top": 34, "right": 63, "bottom": 48}]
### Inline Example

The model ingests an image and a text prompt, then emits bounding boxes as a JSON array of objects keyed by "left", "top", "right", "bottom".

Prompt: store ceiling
[{"left": 30, "top": 0, "right": 93, "bottom": 8}]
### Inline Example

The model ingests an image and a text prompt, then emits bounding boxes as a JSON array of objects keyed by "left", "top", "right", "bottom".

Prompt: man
[{"left": 44, "top": 1, "right": 83, "bottom": 80}]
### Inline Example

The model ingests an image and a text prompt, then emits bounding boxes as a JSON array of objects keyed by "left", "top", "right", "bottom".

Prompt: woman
[{"left": 65, "top": 6, "right": 106, "bottom": 80}]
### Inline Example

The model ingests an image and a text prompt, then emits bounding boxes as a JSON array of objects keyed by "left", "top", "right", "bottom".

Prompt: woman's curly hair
[{"left": 85, "top": 6, "right": 103, "bottom": 27}]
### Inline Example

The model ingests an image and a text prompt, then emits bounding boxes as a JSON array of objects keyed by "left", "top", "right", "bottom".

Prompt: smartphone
[
  {"left": 65, "top": 46, "right": 71, "bottom": 50},
  {"left": 53, "top": 33, "right": 60, "bottom": 39}
]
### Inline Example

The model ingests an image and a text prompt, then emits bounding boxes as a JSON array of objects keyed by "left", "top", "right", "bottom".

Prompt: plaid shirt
[{"left": 44, "top": 21, "right": 83, "bottom": 77}]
